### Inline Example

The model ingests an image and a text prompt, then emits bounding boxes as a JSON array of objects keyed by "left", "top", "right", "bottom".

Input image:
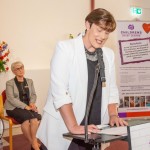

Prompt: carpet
[
  {"left": 105, "top": 140, "right": 128, "bottom": 150},
  {"left": 3, "top": 134, "right": 31, "bottom": 150}
]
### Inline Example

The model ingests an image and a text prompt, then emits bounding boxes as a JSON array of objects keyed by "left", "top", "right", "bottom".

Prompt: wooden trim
[{"left": 91, "top": 0, "right": 95, "bottom": 11}]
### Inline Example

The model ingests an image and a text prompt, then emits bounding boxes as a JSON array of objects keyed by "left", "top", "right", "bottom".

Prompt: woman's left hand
[
  {"left": 29, "top": 103, "right": 38, "bottom": 112},
  {"left": 109, "top": 115, "right": 128, "bottom": 127}
]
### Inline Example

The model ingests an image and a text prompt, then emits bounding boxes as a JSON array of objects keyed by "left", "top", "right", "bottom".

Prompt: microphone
[
  {"left": 97, "top": 48, "right": 106, "bottom": 87},
  {"left": 84, "top": 48, "right": 106, "bottom": 143}
]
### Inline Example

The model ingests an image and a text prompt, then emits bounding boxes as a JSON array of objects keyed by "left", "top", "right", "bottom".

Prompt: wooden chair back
[
  {"left": 0, "top": 90, "right": 6, "bottom": 115},
  {"left": 0, "top": 90, "right": 20, "bottom": 150}
]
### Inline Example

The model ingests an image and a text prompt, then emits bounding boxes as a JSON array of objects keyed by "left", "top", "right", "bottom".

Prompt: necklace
[{"left": 85, "top": 47, "right": 98, "bottom": 61}]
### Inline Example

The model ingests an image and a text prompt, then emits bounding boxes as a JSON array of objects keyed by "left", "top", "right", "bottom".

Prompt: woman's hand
[
  {"left": 29, "top": 103, "right": 38, "bottom": 112},
  {"left": 69, "top": 124, "right": 100, "bottom": 134},
  {"left": 24, "top": 105, "right": 32, "bottom": 110},
  {"left": 59, "top": 104, "right": 100, "bottom": 134},
  {"left": 109, "top": 115, "right": 128, "bottom": 127},
  {"left": 108, "top": 104, "right": 128, "bottom": 127}
]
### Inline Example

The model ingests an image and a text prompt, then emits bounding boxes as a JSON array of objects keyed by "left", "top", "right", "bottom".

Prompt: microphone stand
[
  {"left": 84, "top": 63, "right": 100, "bottom": 143},
  {"left": 84, "top": 48, "right": 105, "bottom": 144}
]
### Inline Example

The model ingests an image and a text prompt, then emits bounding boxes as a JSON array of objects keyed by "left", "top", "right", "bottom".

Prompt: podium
[
  {"left": 127, "top": 120, "right": 150, "bottom": 150},
  {"left": 63, "top": 119, "right": 150, "bottom": 150},
  {"left": 63, "top": 132, "right": 127, "bottom": 146}
]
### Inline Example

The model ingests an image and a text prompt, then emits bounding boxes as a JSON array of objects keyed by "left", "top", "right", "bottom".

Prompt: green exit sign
[{"left": 131, "top": 7, "right": 142, "bottom": 15}]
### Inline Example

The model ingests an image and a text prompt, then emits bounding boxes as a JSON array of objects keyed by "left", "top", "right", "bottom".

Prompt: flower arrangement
[{"left": 0, "top": 41, "right": 10, "bottom": 73}]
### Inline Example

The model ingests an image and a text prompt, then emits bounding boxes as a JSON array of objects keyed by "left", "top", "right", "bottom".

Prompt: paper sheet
[
  {"left": 97, "top": 124, "right": 110, "bottom": 130},
  {"left": 97, "top": 126, "right": 127, "bottom": 136}
]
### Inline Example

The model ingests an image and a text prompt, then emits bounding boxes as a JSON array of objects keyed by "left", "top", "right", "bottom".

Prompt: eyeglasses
[{"left": 14, "top": 66, "right": 24, "bottom": 71}]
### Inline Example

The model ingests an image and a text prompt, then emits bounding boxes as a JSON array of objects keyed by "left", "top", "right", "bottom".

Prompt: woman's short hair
[
  {"left": 11, "top": 61, "right": 24, "bottom": 72},
  {"left": 85, "top": 8, "right": 116, "bottom": 32}
]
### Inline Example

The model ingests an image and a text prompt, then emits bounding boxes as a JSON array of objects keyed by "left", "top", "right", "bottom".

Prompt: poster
[{"left": 116, "top": 21, "right": 150, "bottom": 118}]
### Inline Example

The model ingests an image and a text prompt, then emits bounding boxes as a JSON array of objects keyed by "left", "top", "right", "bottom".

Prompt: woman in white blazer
[{"left": 37, "top": 8, "right": 127, "bottom": 150}]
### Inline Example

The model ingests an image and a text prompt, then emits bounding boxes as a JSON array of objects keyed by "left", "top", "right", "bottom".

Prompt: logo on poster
[
  {"left": 120, "top": 24, "right": 142, "bottom": 37},
  {"left": 128, "top": 24, "right": 134, "bottom": 30}
]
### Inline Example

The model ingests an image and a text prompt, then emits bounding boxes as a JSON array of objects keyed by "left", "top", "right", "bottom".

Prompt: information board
[{"left": 116, "top": 21, "right": 150, "bottom": 118}]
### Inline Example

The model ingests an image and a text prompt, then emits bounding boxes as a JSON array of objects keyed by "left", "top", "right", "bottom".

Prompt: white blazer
[{"left": 37, "top": 34, "right": 119, "bottom": 150}]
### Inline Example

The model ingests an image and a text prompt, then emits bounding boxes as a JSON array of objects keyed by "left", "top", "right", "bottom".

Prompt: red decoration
[{"left": 142, "top": 23, "right": 150, "bottom": 34}]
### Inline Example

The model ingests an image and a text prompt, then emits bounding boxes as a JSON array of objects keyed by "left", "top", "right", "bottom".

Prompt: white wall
[
  {"left": 0, "top": 0, "right": 90, "bottom": 114},
  {"left": 25, "top": 69, "right": 50, "bottom": 114},
  {"left": 0, "top": 0, "right": 90, "bottom": 69},
  {"left": 0, "top": 0, "right": 150, "bottom": 114}
]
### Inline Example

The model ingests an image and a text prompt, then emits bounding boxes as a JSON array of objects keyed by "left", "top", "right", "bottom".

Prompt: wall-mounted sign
[{"left": 130, "top": 7, "right": 142, "bottom": 15}]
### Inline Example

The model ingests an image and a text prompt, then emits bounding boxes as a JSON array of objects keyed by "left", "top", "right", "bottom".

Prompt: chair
[{"left": 0, "top": 90, "right": 20, "bottom": 150}]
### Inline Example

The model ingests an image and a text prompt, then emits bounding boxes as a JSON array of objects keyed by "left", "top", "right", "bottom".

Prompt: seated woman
[{"left": 4, "top": 61, "right": 41, "bottom": 150}]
